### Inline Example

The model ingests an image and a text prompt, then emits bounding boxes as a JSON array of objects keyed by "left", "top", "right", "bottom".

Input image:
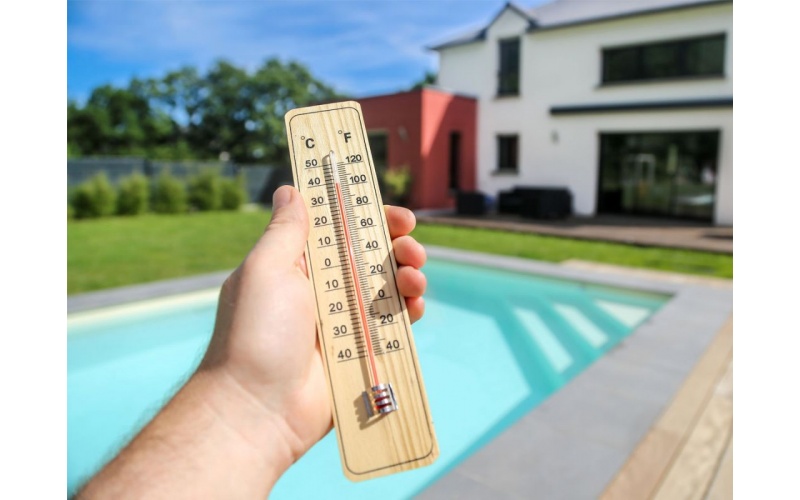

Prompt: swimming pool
[{"left": 67, "top": 258, "right": 668, "bottom": 497}]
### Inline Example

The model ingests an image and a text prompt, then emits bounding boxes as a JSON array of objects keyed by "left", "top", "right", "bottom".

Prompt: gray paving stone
[
  {"left": 451, "top": 417, "right": 629, "bottom": 500},
  {"left": 608, "top": 338, "right": 706, "bottom": 376},
  {"left": 530, "top": 375, "right": 665, "bottom": 451},
  {"left": 610, "top": 320, "right": 723, "bottom": 373},
  {"left": 574, "top": 353, "right": 687, "bottom": 405},
  {"left": 415, "top": 470, "right": 516, "bottom": 500},
  {"left": 68, "top": 270, "right": 231, "bottom": 313}
]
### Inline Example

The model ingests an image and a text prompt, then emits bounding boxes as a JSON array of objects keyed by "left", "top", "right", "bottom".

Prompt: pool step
[
  {"left": 488, "top": 298, "right": 566, "bottom": 393},
  {"left": 508, "top": 295, "right": 600, "bottom": 382},
  {"left": 423, "top": 274, "right": 643, "bottom": 389},
  {"left": 508, "top": 293, "right": 640, "bottom": 380},
  {"left": 426, "top": 284, "right": 566, "bottom": 395},
  {"left": 548, "top": 293, "right": 631, "bottom": 349}
]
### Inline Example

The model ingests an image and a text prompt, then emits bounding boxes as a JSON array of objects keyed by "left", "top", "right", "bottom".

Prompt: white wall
[{"left": 437, "top": 3, "right": 733, "bottom": 225}]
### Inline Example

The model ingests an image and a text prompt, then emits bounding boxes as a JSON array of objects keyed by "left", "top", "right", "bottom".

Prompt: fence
[{"left": 67, "top": 158, "right": 284, "bottom": 204}]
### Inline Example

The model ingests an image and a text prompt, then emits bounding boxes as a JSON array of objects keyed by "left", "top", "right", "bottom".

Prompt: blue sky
[{"left": 68, "top": 0, "right": 547, "bottom": 103}]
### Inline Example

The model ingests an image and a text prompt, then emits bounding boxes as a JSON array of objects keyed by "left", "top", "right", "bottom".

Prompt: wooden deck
[{"left": 601, "top": 317, "right": 733, "bottom": 500}]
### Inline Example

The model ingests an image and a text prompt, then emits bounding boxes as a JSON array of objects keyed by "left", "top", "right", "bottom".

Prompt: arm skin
[{"left": 76, "top": 185, "right": 428, "bottom": 499}]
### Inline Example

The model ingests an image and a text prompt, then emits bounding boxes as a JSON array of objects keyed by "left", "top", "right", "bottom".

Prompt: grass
[
  {"left": 412, "top": 224, "right": 732, "bottom": 279},
  {"left": 68, "top": 210, "right": 732, "bottom": 295},
  {"left": 68, "top": 211, "right": 271, "bottom": 295}
]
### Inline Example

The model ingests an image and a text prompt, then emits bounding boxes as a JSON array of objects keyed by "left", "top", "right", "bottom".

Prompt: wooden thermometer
[{"left": 285, "top": 101, "right": 438, "bottom": 481}]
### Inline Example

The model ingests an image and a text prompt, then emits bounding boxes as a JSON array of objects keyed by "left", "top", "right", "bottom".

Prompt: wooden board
[
  {"left": 602, "top": 317, "right": 733, "bottom": 500},
  {"left": 652, "top": 391, "right": 732, "bottom": 500},
  {"left": 705, "top": 437, "right": 733, "bottom": 500},
  {"left": 285, "top": 101, "right": 438, "bottom": 481}
]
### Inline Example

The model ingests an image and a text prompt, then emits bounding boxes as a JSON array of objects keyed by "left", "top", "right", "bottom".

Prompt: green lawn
[
  {"left": 411, "top": 225, "right": 732, "bottom": 279},
  {"left": 68, "top": 211, "right": 271, "bottom": 295},
  {"left": 68, "top": 210, "right": 732, "bottom": 295}
]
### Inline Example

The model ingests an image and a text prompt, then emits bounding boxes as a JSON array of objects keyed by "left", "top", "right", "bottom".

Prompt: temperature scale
[{"left": 285, "top": 101, "right": 439, "bottom": 481}]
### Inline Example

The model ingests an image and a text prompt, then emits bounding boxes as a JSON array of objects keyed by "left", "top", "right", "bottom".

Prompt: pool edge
[{"left": 68, "top": 271, "right": 231, "bottom": 315}]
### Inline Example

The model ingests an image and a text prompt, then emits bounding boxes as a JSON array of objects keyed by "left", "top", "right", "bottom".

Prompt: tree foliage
[
  {"left": 68, "top": 59, "right": 344, "bottom": 163},
  {"left": 411, "top": 71, "right": 437, "bottom": 90}
]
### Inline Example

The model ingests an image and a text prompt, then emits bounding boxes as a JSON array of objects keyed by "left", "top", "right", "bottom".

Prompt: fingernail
[{"left": 273, "top": 187, "right": 292, "bottom": 210}]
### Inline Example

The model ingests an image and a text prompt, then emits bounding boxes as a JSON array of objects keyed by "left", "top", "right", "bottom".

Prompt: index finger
[{"left": 384, "top": 205, "right": 416, "bottom": 239}]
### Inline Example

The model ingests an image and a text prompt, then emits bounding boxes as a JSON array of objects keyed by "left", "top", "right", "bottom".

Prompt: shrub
[
  {"left": 68, "top": 203, "right": 75, "bottom": 220},
  {"left": 188, "top": 168, "right": 222, "bottom": 211},
  {"left": 116, "top": 173, "right": 150, "bottom": 216},
  {"left": 71, "top": 172, "right": 117, "bottom": 219},
  {"left": 151, "top": 172, "right": 187, "bottom": 214},
  {"left": 382, "top": 165, "right": 413, "bottom": 206},
  {"left": 220, "top": 174, "right": 247, "bottom": 210}
]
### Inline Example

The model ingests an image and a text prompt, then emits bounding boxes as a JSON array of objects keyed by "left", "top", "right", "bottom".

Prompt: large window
[
  {"left": 497, "top": 135, "right": 519, "bottom": 173},
  {"left": 597, "top": 131, "right": 720, "bottom": 221},
  {"left": 602, "top": 34, "right": 725, "bottom": 84},
  {"left": 498, "top": 38, "right": 520, "bottom": 96}
]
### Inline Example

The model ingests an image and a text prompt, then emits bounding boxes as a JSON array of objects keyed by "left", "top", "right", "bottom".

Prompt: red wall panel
[{"left": 359, "top": 88, "right": 476, "bottom": 210}]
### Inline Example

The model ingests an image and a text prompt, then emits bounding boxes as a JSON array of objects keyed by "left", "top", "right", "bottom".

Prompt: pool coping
[
  {"left": 67, "top": 247, "right": 733, "bottom": 499},
  {"left": 68, "top": 271, "right": 230, "bottom": 315}
]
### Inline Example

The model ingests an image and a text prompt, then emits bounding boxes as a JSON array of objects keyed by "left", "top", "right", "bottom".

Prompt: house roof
[
  {"left": 428, "top": 2, "right": 536, "bottom": 50},
  {"left": 529, "top": 0, "right": 730, "bottom": 29},
  {"left": 429, "top": 0, "right": 731, "bottom": 50}
]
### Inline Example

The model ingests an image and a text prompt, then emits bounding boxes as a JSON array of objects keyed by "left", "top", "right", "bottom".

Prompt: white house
[{"left": 432, "top": 0, "right": 732, "bottom": 225}]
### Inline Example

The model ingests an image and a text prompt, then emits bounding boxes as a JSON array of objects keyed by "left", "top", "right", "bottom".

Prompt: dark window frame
[
  {"left": 595, "top": 129, "right": 721, "bottom": 221},
  {"left": 496, "top": 134, "right": 519, "bottom": 173},
  {"left": 497, "top": 37, "right": 521, "bottom": 97},
  {"left": 601, "top": 33, "right": 726, "bottom": 85}
]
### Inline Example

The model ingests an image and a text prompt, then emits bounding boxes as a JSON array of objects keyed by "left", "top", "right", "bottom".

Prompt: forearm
[{"left": 77, "top": 368, "right": 297, "bottom": 499}]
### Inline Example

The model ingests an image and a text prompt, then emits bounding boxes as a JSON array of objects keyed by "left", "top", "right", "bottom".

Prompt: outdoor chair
[
  {"left": 498, "top": 186, "right": 572, "bottom": 219},
  {"left": 456, "top": 191, "right": 488, "bottom": 216}
]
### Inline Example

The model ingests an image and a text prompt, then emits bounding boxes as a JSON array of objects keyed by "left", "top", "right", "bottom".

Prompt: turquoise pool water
[{"left": 67, "top": 258, "right": 667, "bottom": 497}]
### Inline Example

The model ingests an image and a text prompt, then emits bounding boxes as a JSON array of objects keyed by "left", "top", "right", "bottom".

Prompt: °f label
[{"left": 285, "top": 101, "right": 438, "bottom": 481}]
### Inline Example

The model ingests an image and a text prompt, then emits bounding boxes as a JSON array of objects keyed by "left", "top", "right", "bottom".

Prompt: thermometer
[{"left": 285, "top": 101, "right": 438, "bottom": 481}]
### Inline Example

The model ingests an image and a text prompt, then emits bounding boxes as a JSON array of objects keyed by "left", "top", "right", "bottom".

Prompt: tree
[
  {"left": 68, "top": 59, "right": 345, "bottom": 164},
  {"left": 67, "top": 85, "right": 178, "bottom": 157},
  {"left": 411, "top": 71, "right": 437, "bottom": 90},
  {"left": 175, "top": 59, "right": 343, "bottom": 163}
]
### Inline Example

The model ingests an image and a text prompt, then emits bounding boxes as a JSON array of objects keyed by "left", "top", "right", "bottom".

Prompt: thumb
[{"left": 250, "top": 185, "right": 309, "bottom": 270}]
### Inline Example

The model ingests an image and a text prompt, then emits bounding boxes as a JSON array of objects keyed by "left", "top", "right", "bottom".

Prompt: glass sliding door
[{"left": 597, "top": 131, "right": 719, "bottom": 221}]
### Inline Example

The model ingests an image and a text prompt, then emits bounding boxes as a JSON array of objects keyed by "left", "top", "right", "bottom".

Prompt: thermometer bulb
[{"left": 363, "top": 383, "right": 398, "bottom": 418}]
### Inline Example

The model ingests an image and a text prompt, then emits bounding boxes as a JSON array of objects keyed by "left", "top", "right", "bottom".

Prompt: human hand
[
  {"left": 78, "top": 185, "right": 427, "bottom": 499},
  {"left": 198, "top": 184, "right": 427, "bottom": 474}
]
